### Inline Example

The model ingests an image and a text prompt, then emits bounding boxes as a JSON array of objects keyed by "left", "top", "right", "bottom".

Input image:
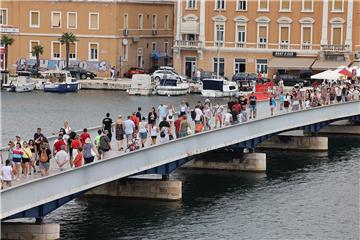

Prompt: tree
[
  {"left": 31, "top": 45, "right": 44, "bottom": 75},
  {"left": 59, "top": 32, "right": 78, "bottom": 68},
  {"left": 1, "top": 35, "right": 15, "bottom": 71}
]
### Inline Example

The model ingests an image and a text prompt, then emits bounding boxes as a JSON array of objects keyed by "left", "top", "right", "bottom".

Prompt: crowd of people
[{"left": 1, "top": 79, "right": 359, "bottom": 189}]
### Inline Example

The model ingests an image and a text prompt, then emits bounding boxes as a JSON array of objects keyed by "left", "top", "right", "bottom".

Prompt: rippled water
[{"left": 1, "top": 90, "right": 359, "bottom": 239}]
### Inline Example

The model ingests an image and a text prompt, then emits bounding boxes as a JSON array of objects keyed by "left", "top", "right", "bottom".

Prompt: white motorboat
[
  {"left": 6, "top": 71, "right": 35, "bottom": 93},
  {"left": 201, "top": 78, "right": 238, "bottom": 97},
  {"left": 128, "top": 74, "right": 153, "bottom": 96},
  {"left": 155, "top": 78, "right": 189, "bottom": 96},
  {"left": 41, "top": 70, "right": 80, "bottom": 93}
]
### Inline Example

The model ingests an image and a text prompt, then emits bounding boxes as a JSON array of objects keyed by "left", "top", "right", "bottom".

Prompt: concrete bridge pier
[
  {"left": 85, "top": 177, "right": 182, "bottom": 201},
  {"left": 258, "top": 131, "right": 328, "bottom": 151},
  {"left": 1, "top": 222, "right": 60, "bottom": 240},
  {"left": 182, "top": 151, "right": 266, "bottom": 172},
  {"left": 319, "top": 120, "right": 360, "bottom": 135}
]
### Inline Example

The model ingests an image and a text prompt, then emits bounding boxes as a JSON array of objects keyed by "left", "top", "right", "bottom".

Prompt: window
[
  {"left": 215, "top": 0, "right": 225, "bottom": 10},
  {"left": 279, "top": 26, "right": 290, "bottom": 48},
  {"left": 237, "top": 0, "right": 247, "bottom": 11},
  {"left": 280, "top": 0, "right": 291, "bottom": 11},
  {"left": 67, "top": 12, "right": 77, "bottom": 29},
  {"left": 152, "top": 42, "right": 156, "bottom": 51},
  {"left": 51, "top": 42, "right": 61, "bottom": 59},
  {"left": 29, "top": 41, "right": 40, "bottom": 58},
  {"left": 213, "top": 58, "right": 225, "bottom": 76},
  {"left": 138, "top": 14, "right": 143, "bottom": 29},
  {"left": 152, "top": 14, "right": 157, "bottom": 29},
  {"left": 332, "top": 27, "right": 342, "bottom": 45},
  {"left": 69, "top": 43, "right": 76, "bottom": 60},
  {"left": 164, "top": 15, "right": 169, "bottom": 30},
  {"left": 30, "top": 11, "right": 40, "bottom": 28},
  {"left": 256, "top": 59, "right": 268, "bottom": 75},
  {"left": 258, "top": 0, "right": 269, "bottom": 11},
  {"left": 187, "top": 0, "right": 196, "bottom": 9},
  {"left": 257, "top": 25, "right": 267, "bottom": 48},
  {"left": 302, "top": 0, "right": 313, "bottom": 11},
  {"left": 89, "top": 12, "right": 99, "bottom": 30},
  {"left": 164, "top": 41, "right": 169, "bottom": 53},
  {"left": 0, "top": 9, "right": 8, "bottom": 25},
  {"left": 236, "top": 25, "right": 246, "bottom": 46},
  {"left": 332, "top": 0, "right": 343, "bottom": 12},
  {"left": 89, "top": 43, "right": 98, "bottom": 60},
  {"left": 301, "top": 26, "right": 312, "bottom": 49},
  {"left": 124, "top": 14, "right": 128, "bottom": 29},
  {"left": 123, "top": 44, "right": 128, "bottom": 61},
  {"left": 215, "top": 23, "right": 225, "bottom": 46},
  {"left": 51, "top": 12, "right": 61, "bottom": 28},
  {"left": 234, "top": 58, "right": 246, "bottom": 73}
]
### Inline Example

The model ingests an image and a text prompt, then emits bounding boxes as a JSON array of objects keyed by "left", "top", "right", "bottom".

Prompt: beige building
[
  {"left": 173, "top": 0, "right": 360, "bottom": 79},
  {"left": 0, "top": 0, "right": 174, "bottom": 76}
]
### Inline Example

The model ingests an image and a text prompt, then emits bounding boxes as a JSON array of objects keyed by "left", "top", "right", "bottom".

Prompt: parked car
[
  {"left": 64, "top": 66, "right": 96, "bottom": 79},
  {"left": 277, "top": 74, "right": 311, "bottom": 87},
  {"left": 125, "top": 67, "right": 147, "bottom": 78},
  {"left": 151, "top": 70, "right": 178, "bottom": 81}
]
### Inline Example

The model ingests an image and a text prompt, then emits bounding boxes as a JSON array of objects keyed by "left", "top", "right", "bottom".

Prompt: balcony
[
  {"left": 279, "top": 43, "right": 289, "bottom": 50},
  {"left": 301, "top": 42, "right": 312, "bottom": 50},
  {"left": 174, "top": 40, "right": 202, "bottom": 49},
  {"left": 235, "top": 42, "right": 245, "bottom": 48},
  {"left": 320, "top": 44, "right": 351, "bottom": 52},
  {"left": 257, "top": 43, "right": 267, "bottom": 48}
]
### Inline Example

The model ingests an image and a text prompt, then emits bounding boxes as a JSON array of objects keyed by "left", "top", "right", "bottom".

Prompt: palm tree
[
  {"left": 59, "top": 32, "right": 78, "bottom": 68},
  {"left": 1, "top": 35, "right": 15, "bottom": 71},
  {"left": 31, "top": 45, "right": 44, "bottom": 75}
]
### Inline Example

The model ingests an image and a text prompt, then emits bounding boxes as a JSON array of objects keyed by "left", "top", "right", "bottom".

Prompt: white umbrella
[{"left": 311, "top": 70, "right": 340, "bottom": 80}]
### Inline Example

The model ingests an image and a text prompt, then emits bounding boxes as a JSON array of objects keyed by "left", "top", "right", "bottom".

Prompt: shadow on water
[{"left": 46, "top": 136, "right": 359, "bottom": 239}]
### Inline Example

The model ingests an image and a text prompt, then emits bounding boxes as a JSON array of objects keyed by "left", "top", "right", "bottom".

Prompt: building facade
[
  {"left": 0, "top": 0, "right": 174, "bottom": 76},
  {"left": 173, "top": 0, "right": 360, "bottom": 79}
]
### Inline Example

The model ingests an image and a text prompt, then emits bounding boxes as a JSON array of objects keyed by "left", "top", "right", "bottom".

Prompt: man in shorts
[
  {"left": 38, "top": 142, "right": 52, "bottom": 176},
  {"left": 249, "top": 92, "right": 257, "bottom": 119}
]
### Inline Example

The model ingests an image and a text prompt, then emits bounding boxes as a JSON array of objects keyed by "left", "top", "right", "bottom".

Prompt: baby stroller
[{"left": 125, "top": 138, "right": 140, "bottom": 152}]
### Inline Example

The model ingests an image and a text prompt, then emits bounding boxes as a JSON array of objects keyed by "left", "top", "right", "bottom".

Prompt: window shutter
[
  {"left": 31, "top": 12, "right": 39, "bottom": 25},
  {"left": 53, "top": 43, "right": 60, "bottom": 55},
  {"left": 69, "top": 13, "right": 76, "bottom": 28},
  {"left": 53, "top": 13, "right": 60, "bottom": 27},
  {"left": 69, "top": 43, "right": 75, "bottom": 54},
  {"left": 304, "top": 0, "right": 312, "bottom": 10},
  {"left": 334, "top": 0, "right": 342, "bottom": 10},
  {"left": 260, "top": 0, "right": 267, "bottom": 9},
  {"left": 281, "top": 27, "right": 289, "bottom": 41},
  {"left": 259, "top": 26, "right": 266, "bottom": 38},
  {"left": 332, "top": 28, "right": 341, "bottom": 45},
  {"left": 282, "top": 0, "right": 289, "bottom": 9},
  {"left": 90, "top": 14, "right": 98, "bottom": 29},
  {"left": 303, "top": 27, "right": 311, "bottom": 42}
]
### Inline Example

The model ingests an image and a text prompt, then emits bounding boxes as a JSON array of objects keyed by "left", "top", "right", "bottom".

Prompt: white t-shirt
[
  {"left": 139, "top": 121, "right": 147, "bottom": 133},
  {"left": 194, "top": 108, "right": 203, "bottom": 121},
  {"left": 150, "top": 126, "right": 158, "bottom": 137},
  {"left": 2, "top": 166, "right": 12, "bottom": 181},
  {"left": 124, "top": 119, "right": 135, "bottom": 135},
  {"left": 353, "top": 89, "right": 359, "bottom": 101},
  {"left": 55, "top": 150, "right": 69, "bottom": 168},
  {"left": 224, "top": 112, "right": 232, "bottom": 123}
]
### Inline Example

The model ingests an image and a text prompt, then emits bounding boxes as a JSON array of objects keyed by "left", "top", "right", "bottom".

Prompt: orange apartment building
[
  {"left": 173, "top": 0, "right": 360, "bottom": 79},
  {"left": 0, "top": 0, "right": 174, "bottom": 76}
]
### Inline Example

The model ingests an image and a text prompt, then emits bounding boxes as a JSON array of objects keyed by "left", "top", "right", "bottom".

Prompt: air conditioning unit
[
  {"left": 132, "top": 36, "right": 140, "bottom": 43},
  {"left": 152, "top": 29, "right": 157, "bottom": 35},
  {"left": 123, "top": 29, "right": 129, "bottom": 36},
  {"left": 355, "top": 52, "right": 360, "bottom": 60}
]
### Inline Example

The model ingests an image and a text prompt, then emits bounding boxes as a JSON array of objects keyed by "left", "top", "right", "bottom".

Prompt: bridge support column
[
  {"left": 182, "top": 152, "right": 266, "bottom": 172},
  {"left": 258, "top": 133, "right": 328, "bottom": 151},
  {"left": 85, "top": 178, "right": 182, "bottom": 200},
  {"left": 1, "top": 222, "right": 60, "bottom": 240}
]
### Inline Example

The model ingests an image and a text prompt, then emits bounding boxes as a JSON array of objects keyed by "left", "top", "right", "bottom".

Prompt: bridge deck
[{"left": 1, "top": 101, "right": 359, "bottom": 219}]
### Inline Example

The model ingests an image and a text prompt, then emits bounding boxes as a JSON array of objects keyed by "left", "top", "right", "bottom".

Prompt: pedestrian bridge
[{"left": 1, "top": 101, "right": 359, "bottom": 220}]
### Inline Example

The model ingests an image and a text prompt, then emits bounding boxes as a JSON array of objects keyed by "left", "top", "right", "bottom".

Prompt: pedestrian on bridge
[
  {"left": 73, "top": 147, "right": 84, "bottom": 168},
  {"left": 83, "top": 138, "right": 97, "bottom": 164},
  {"left": 115, "top": 115, "right": 125, "bottom": 151},
  {"left": 148, "top": 107, "right": 157, "bottom": 132},
  {"left": 55, "top": 145, "right": 69, "bottom": 171},
  {"left": 102, "top": 113, "right": 113, "bottom": 142},
  {"left": 99, "top": 130, "right": 111, "bottom": 159},
  {"left": 38, "top": 142, "right": 51, "bottom": 176},
  {"left": 249, "top": 92, "right": 257, "bottom": 119}
]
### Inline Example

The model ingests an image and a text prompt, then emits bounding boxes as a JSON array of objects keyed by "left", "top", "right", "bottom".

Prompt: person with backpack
[
  {"left": 99, "top": 130, "right": 111, "bottom": 159},
  {"left": 38, "top": 142, "right": 52, "bottom": 176}
]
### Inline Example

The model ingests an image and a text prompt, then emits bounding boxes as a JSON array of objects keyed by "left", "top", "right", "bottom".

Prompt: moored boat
[
  {"left": 6, "top": 71, "right": 35, "bottom": 93},
  {"left": 201, "top": 78, "right": 238, "bottom": 97},
  {"left": 42, "top": 70, "right": 80, "bottom": 93},
  {"left": 155, "top": 78, "right": 189, "bottom": 96}
]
